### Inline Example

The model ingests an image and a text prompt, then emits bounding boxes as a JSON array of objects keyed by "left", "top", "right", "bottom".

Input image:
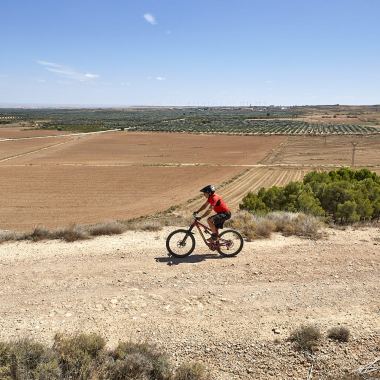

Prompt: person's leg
[{"left": 207, "top": 216, "right": 219, "bottom": 239}]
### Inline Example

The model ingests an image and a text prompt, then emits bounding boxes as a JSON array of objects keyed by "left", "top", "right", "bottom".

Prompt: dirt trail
[{"left": 0, "top": 226, "right": 379, "bottom": 379}]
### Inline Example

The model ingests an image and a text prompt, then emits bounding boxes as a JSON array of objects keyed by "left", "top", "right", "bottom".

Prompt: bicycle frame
[
  {"left": 183, "top": 218, "right": 232, "bottom": 250},
  {"left": 187, "top": 218, "right": 212, "bottom": 246}
]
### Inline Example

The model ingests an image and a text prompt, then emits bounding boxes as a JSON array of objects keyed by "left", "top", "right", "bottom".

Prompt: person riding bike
[{"left": 194, "top": 185, "right": 231, "bottom": 242}]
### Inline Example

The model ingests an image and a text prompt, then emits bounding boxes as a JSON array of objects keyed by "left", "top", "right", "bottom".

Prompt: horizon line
[{"left": 1, "top": 103, "right": 380, "bottom": 109}]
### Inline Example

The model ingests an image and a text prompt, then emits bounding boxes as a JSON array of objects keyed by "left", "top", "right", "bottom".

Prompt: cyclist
[{"left": 194, "top": 185, "right": 231, "bottom": 242}]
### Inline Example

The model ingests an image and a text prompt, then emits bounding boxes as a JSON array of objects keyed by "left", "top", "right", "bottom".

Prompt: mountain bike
[{"left": 166, "top": 215, "right": 244, "bottom": 258}]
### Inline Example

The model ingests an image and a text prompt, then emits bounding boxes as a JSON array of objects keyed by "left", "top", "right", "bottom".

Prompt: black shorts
[{"left": 210, "top": 211, "right": 231, "bottom": 229}]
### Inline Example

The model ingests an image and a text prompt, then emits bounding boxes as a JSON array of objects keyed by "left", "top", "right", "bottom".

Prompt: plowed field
[
  {"left": 262, "top": 135, "right": 380, "bottom": 167},
  {"left": 1, "top": 129, "right": 379, "bottom": 230},
  {"left": 185, "top": 167, "right": 311, "bottom": 211},
  {"left": 0, "top": 131, "right": 284, "bottom": 230}
]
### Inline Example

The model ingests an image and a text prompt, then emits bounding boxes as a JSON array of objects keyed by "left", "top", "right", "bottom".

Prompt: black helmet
[{"left": 200, "top": 185, "right": 215, "bottom": 194}]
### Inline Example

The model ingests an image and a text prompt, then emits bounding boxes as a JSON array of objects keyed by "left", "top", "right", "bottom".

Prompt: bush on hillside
[
  {"left": 289, "top": 325, "right": 321, "bottom": 352},
  {"left": 227, "top": 211, "right": 322, "bottom": 240},
  {"left": 173, "top": 362, "right": 211, "bottom": 380},
  {"left": 327, "top": 326, "right": 350, "bottom": 342},
  {"left": 240, "top": 168, "right": 380, "bottom": 224},
  {"left": 0, "top": 334, "right": 208, "bottom": 380}
]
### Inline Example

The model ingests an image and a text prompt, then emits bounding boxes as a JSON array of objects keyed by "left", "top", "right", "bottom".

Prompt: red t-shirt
[{"left": 207, "top": 193, "right": 230, "bottom": 213}]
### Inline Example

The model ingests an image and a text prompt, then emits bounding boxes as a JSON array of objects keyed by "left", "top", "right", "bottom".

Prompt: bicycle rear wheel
[
  {"left": 217, "top": 229, "right": 244, "bottom": 257},
  {"left": 166, "top": 229, "right": 196, "bottom": 258}
]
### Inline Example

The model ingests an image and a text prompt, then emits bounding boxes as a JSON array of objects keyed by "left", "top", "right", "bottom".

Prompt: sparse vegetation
[
  {"left": 327, "top": 326, "right": 350, "bottom": 342},
  {"left": 173, "top": 362, "right": 211, "bottom": 380},
  {"left": 87, "top": 221, "right": 126, "bottom": 236},
  {"left": 289, "top": 325, "right": 322, "bottom": 352},
  {"left": 0, "top": 334, "right": 208, "bottom": 380},
  {"left": 227, "top": 210, "right": 322, "bottom": 240}
]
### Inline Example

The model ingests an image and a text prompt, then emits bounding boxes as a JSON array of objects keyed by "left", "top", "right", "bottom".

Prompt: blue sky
[{"left": 1, "top": 0, "right": 379, "bottom": 106}]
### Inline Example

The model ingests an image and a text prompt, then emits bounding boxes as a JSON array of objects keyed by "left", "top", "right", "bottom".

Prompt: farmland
[
  {"left": 1, "top": 105, "right": 380, "bottom": 135},
  {"left": 0, "top": 130, "right": 283, "bottom": 230},
  {"left": 0, "top": 106, "right": 379, "bottom": 231},
  {"left": 0, "top": 110, "right": 379, "bottom": 379}
]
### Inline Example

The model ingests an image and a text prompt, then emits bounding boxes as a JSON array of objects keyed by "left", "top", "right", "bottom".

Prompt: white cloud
[
  {"left": 156, "top": 76, "right": 166, "bottom": 81},
  {"left": 165, "top": 30, "right": 172, "bottom": 35},
  {"left": 144, "top": 13, "right": 157, "bottom": 25},
  {"left": 37, "top": 60, "right": 99, "bottom": 82}
]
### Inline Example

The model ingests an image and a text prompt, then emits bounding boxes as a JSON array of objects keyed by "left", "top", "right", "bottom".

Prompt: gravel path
[{"left": 0, "top": 226, "right": 379, "bottom": 379}]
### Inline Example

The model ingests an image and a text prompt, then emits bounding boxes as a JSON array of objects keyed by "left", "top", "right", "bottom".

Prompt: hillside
[{"left": 0, "top": 226, "right": 379, "bottom": 379}]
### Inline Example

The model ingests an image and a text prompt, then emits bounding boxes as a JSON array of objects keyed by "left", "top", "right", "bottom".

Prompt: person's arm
[
  {"left": 199, "top": 205, "right": 212, "bottom": 219},
  {"left": 195, "top": 201, "right": 209, "bottom": 215}
]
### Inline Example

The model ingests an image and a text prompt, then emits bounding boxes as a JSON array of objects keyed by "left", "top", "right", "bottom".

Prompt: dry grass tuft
[
  {"left": 226, "top": 210, "right": 260, "bottom": 241},
  {"left": 123, "top": 212, "right": 189, "bottom": 232},
  {"left": 124, "top": 219, "right": 162, "bottom": 232},
  {"left": 267, "top": 212, "right": 322, "bottom": 238},
  {"left": 255, "top": 219, "right": 276, "bottom": 238},
  {"left": 327, "top": 326, "right": 350, "bottom": 342},
  {"left": 108, "top": 341, "right": 171, "bottom": 380},
  {"left": 53, "top": 333, "right": 106, "bottom": 379},
  {"left": 289, "top": 324, "right": 322, "bottom": 352},
  {"left": 0, "top": 338, "right": 61, "bottom": 379},
  {"left": 52, "top": 225, "right": 90, "bottom": 242},
  {"left": 0, "top": 230, "right": 27, "bottom": 243},
  {"left": 88, "top": 221, "right": 126, "bottom": 236},
  {"left": 173, "top": 362, "right": 211, "bottom": 380},
  {"left": 227, "top": 211, "right": 322, "bottom": 241},
  {"left": 29, "top": 227, "right": 51, "bottom": 242}
]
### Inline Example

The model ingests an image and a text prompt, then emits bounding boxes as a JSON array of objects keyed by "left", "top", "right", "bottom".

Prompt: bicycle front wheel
[
  {"left": 166, "top": 229, "right": 196, "bottom": 258},
  {"left": 217, "top": 229, "right": 244, "bottom": 257}
]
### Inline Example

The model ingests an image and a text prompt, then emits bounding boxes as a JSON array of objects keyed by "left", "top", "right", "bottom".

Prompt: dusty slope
[{"left": 0, "top": 227, "right": 379, "bottom": 379}]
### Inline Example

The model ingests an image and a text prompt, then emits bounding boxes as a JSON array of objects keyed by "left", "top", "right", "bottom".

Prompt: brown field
[
  {"left": 262, "top": 135, "right": 380, "bottom": 168},
  {"left": 1, "top": 129, "right": 379, "bottom": 231},
  {"left": 0, "top": 165, "right": 242, "bottom": 230},
  {"left": 0, "top": 136, "right": 75, "bottom": 161},
  {"left": 0, "top": 126, "right": 71, "bottom": 139},
  {"left": 0, "top": 132, "right": 283, "bottom": 230},
  {"left": 4, "top": 132, "right": 284, "bottom": 166}
]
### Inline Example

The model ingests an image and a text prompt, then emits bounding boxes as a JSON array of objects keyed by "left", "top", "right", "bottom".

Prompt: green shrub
[{"left": 240, "top": 168, "right": 380, "bottom": 224}]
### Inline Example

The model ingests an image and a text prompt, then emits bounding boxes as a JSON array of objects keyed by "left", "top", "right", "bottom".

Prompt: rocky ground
[{"left": 0, "top": 226, "right": 379, "bottom": 379}]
